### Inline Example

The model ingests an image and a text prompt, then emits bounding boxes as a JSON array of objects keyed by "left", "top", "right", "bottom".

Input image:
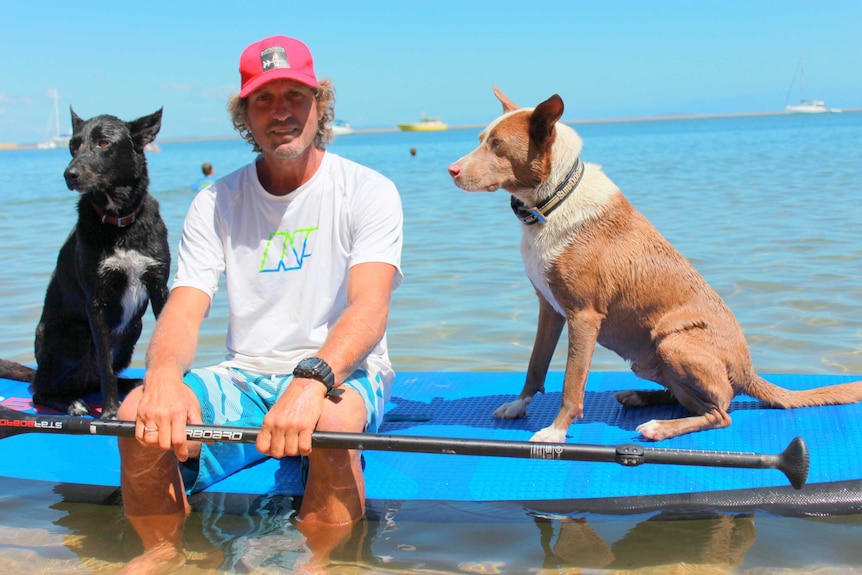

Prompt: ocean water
[{"left": 0, "top": 111, "right": 861, "bottom": 573}]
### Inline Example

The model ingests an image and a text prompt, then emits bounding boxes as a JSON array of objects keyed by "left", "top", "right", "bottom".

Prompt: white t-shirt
[{"left": 173, "top": 151, "right": 403, "bottom": 386}]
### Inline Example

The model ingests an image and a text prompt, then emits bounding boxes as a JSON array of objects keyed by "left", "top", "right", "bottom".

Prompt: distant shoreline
[{"left": 3, "top": 108, "right": 859, "bottom": 150}]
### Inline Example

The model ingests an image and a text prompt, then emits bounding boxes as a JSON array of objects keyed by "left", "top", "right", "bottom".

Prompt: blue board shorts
[{"left": 179, "top": 365, "right": 384, "bottom": 494}]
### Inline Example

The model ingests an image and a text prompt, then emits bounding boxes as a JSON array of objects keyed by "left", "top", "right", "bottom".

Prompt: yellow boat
[{"left": 398, "top": 114, "right": 447, "bottom": 131}]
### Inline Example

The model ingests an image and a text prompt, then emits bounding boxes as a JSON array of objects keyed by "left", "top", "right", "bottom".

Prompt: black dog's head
[{"left": 64, "top": 108, "right": 162, "bottom": 210}]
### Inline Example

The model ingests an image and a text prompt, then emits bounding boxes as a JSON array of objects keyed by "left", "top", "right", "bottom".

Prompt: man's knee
[{"left": 316, "top": 388, "right": 368, "bottom": 433}]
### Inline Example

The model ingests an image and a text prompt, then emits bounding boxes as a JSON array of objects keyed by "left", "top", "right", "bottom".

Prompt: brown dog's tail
[
  {"left": 745, "top": 374, "right": 862, "bottom": 408},
  {"left": 0, "top": 359, "right": 35, "bottom": 383}
]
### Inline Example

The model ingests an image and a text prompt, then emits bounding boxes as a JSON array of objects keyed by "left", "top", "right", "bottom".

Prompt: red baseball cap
[{"left": 239, "top": 35, "right": 318, "bottom": 97}]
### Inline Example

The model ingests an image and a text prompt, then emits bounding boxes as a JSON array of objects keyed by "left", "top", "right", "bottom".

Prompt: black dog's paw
[
  {"left": 99, "top": 406, "right": 119, "bottom": 420},
  {"left": 614, "top": 389, "right": 677, "bottom": 408},
  {"left": 67, "top": 399, "right": 91, "bottom": 417}
]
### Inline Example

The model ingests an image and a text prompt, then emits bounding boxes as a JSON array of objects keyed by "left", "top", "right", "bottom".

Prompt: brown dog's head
[{"left": 448, "top": 86, "right": 582, "bottom": 199}]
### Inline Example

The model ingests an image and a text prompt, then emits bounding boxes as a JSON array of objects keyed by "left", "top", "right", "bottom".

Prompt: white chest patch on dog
[
  {"left": 519, "top": 162, "right": 620, "bottom": 317},
  {"left": 99, "top": 249, "right": 158, "bottom": 333},
  {"left": 521, "top": 240, "right": 566, "bottom": 315}
]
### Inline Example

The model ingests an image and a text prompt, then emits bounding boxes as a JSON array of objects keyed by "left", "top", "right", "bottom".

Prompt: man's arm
[
  {"left": 137, "top": 286, "right": 211, "bottom": 459},
  {"left": 257, "top": 261, "right": 398, "bottom": 458},
  {"left": 317, "top": 261, "right": 398, "bottom": 386}
]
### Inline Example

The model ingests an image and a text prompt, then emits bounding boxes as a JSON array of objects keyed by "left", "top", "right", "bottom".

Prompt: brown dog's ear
[
  {"left": 129, "top": 108, "right": 164, "bottom": 147},
  {"left": 493, "top": 85, "right": 520, "bottom": 113},
  {"left": 529, "top": 94, "right": 564, "bottom": 147}
]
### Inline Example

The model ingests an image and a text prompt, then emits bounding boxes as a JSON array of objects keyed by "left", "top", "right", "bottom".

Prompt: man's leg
[
  {"left": 116, "top": 386, "right": 191, "bottom": 575},
  {"left": 298, "top": 388, "right": 367, "bottom": 524},
  {"left": 295, "top": 385, "right": 370, "bottom": 568}
]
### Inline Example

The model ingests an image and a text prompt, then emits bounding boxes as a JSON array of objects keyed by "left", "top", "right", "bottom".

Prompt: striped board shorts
[{"left": 179, "top": 365, "right": 384, "bottom": 494}]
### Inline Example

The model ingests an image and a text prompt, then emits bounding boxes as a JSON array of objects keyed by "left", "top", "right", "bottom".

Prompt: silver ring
[{"left": 144, "top": 427, "right": 158, "bottom": 433}]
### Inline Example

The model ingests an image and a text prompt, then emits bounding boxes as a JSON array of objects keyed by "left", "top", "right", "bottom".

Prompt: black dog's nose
[{"left": 64, "top": 167, "right": 79, "bottom": 189}]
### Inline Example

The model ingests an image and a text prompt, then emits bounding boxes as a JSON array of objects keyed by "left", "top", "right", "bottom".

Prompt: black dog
[{"left": 0, "top": 108, "right": 171, "bottom": 419}]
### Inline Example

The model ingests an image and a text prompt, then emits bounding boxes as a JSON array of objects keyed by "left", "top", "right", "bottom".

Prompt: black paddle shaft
[
  {"left": 0, "top": 405, "right": 809, "bottom": 489},
  {"left": 312, "top": 432, "right": 809, "bottom": 489}
]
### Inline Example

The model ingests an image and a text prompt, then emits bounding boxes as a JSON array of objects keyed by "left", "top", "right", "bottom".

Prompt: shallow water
[
  {"left": 0, "top": 112, "right": 861, "bottom": 573},
  {"left": 3, "top": 478, "right": 862, "bottom": 574}
]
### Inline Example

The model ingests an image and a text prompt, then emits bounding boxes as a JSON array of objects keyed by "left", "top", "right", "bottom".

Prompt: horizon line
[{"left": 3, "top": 107, "right": 859, "bottom": 150}]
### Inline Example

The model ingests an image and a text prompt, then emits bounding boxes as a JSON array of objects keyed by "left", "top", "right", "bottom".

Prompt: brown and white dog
[{"left": 448, "top": 86, "right": 862, "bottom": 442}]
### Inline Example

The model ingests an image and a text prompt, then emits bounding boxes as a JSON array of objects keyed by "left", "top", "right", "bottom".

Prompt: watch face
[
  {"left": 298, "top": 358, "right": 319, "bottom": 371},
  {"left": 295, "top": 357, "right": 334, "bottom": 388}
]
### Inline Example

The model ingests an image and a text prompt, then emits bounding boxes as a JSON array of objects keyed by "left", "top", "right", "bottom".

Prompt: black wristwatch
[{"left": 293, "top": 357, "right": 341, "bottom": 398}]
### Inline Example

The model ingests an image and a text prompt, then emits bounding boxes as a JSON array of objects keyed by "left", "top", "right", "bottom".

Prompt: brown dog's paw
[
  {"left": 530, "top": 426, "right": 568, "bottom": 443},
  {"left": 636, "top": 419, "right": 670, "bottom": 441}
]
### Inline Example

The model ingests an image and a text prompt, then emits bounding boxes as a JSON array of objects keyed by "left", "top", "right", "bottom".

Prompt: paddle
[{"left": 0, "top": 404, "right": 809, "bottom": 489}]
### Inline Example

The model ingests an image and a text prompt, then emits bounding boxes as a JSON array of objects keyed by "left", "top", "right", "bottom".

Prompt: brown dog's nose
[{"left": 447, "top": 163, "right": 461, "bottom": 178}]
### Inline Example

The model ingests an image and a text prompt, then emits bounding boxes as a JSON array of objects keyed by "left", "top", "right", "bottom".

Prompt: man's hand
[
  {"left": 135, "top": 369, "right": 204, "bottom": 462},
  {"left": 257, "top": 377, "right": 327, "bottom": 458}
]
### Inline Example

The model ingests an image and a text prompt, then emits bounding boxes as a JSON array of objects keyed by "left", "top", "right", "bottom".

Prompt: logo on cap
[{"left": 261, "top": 46, "right": 290, "bottom": 71}]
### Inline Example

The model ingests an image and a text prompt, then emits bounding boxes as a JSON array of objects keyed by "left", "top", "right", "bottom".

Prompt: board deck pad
[{"left": 2, "top": 371, "right": 862, "bottom": 514}]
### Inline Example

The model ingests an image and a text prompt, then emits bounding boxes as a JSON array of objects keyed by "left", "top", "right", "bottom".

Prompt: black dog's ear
[
  {"left": 129, "top": 108, "right": 163, "bottom": 147},
  {"left": 529, "top": 94, "right": 564, "bottom": 149},
  {"left": 70, "top": 107, "right": 86, "bottom": 134}
]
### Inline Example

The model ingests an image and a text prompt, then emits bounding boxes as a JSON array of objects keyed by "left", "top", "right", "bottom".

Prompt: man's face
[{"left": 245, "top": 79, "right": 321, "bottom": 160}]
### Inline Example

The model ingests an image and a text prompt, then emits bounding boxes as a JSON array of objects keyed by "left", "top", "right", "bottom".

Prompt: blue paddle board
[{"left": 1, "top": 370, "right": 861, "bottom": 515}]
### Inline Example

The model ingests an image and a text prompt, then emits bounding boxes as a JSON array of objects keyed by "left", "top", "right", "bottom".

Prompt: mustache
[{"left": 267, "top": 120, "right": 302, "bottom": 131}]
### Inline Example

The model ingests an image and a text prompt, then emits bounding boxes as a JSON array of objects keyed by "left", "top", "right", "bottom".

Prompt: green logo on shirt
[{"left": 260, "top": 227, "right": 318, "bottom": 272}]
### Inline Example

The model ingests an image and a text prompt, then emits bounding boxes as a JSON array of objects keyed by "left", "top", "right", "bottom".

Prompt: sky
[{"left": 2, "top": 0, "right": 861, "bottom": 144}]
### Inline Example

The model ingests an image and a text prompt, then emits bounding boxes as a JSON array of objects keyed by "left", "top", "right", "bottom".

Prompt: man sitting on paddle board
[{"left": 116, "top": 35, "right": 403, "bottom": 574}]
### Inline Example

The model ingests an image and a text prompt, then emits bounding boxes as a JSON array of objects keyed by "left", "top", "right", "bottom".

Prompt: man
[{"left": 117, "top": 35, "right": 403, "bottom": 574}]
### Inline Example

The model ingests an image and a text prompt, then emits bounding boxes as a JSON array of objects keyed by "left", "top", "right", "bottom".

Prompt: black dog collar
[
  {"left": 91, "top": 202, "right": 144, "bottom": 228},
  {"left": 510, "top": 157, "right": 584, "bottom": 225}
]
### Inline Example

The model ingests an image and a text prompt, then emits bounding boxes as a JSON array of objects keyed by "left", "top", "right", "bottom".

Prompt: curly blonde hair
[{"left": 228, "top": 78, "right": 336, "bottom": 152}]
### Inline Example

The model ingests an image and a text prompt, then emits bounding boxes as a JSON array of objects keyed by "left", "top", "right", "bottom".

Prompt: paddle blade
[{"left": 778, "top": 436, "right": 810, "bottom": 490}]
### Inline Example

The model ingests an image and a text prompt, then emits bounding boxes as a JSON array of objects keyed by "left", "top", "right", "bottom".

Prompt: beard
[
  {"left": 262, "top": 121, "right": 316, "bottom": 161},
  {"left": 272, "top": 140, "right": 310, "bottom": 160}
]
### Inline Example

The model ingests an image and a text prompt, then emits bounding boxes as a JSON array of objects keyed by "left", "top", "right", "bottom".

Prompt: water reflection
[
  {"left": 533, "top": 511, "right": 755, "bottom": 571},
  {"left": 47, "top": 486, "right": 763, "bottom": 574}
]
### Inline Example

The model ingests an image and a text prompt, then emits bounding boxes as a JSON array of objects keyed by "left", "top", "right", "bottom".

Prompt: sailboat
[
  {"left": 37, "top": 89, "right": 71, "bottom": 149},
  {"left": 784, "top": 56, "right": 829, "bottom": 114}
]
